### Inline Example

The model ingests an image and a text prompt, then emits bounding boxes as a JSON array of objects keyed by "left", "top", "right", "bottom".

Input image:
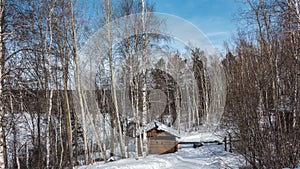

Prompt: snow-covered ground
[
  {"left": 76, "top": 132, "right": 244, "bottom": 169},
  {"left": 179, "top": 132, "right": 223, "bottom": 143}
]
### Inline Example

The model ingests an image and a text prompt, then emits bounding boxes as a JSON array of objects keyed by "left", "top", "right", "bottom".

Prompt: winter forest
[{"left": 0, "top": 0, "right": 299, "bottom": 168}]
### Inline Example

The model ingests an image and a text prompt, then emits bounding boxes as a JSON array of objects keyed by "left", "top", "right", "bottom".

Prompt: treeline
[
  {"left": 223, "top": 0, "right": 300, "bottom": 168},
  {"left": 0, "top": 0, "right": 212, "bottom": 168}
]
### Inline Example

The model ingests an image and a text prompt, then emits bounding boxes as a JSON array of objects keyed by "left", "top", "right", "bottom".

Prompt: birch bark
[
  {"left": 45, "top": 1, "right": 55, "bottom": 167},
  {"left": 141, "top": 0, "right": 148, "bottom": 157},
  {"left": 105, "top": 0, "right": 126, "bottom": 158},
  {"left": 0, "top": 0, "right": 5, "bottom": 168},
  {"left": 70, "top": 0, "right": 89, "bottom": 164}
]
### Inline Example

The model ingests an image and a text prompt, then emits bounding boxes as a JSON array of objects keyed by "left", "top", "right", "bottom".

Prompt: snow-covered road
[{"left": 76, "top": 139, "right": 244, "bottom": 169}]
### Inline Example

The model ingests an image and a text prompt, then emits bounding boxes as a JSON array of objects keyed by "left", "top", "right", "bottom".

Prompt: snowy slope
[{"left": 76, "top": 133, "right": 244, "bottom": 169}]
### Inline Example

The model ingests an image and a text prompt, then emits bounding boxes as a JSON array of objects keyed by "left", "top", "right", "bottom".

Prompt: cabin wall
[
  {"left": 148, "top": 139, "right": 178, "bottom": 154},
  {"left": 147, "top": 129, "right": 178, "bottom": 154}
]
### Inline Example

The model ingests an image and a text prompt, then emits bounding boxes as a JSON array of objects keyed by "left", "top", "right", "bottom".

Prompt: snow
[
  {"left": 145, "top": 120, "right": 180, "bottom": 137},
  {"left": 75, "top": 133, "right": 244, "bottom": 169},
  {"left": 179, "top": 132, "right": 223, "bottom": 143}
]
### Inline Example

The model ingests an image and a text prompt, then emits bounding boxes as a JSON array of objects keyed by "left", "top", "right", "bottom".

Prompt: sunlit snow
[{"left": 76, "top": 133, "right": 244, "bottom": 169}]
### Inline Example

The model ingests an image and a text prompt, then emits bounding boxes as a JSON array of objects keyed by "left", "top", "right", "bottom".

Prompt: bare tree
[
  {"left": 0, "top": 1, "right": 5, "bottom": 168},
  {"left": 102, "top": 0, "right": 126, "bottom": 158},
  {"left": 53, "top": 0, "right": 74, "bottom": 166},
  {"left": 223, "top": 0, "right": 300, "bottom": 168},
  {"left": 45, "top": 1, "right": 56, "bottom": 168},
  {"left": 69, "top": 0, "right": 89, "bottom": 165},
  {"left": 141, "top": 0, "right": 149, "bottom": 158}
]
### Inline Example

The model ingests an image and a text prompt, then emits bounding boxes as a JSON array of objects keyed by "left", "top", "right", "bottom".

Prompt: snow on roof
[{"left": 146, "top": 120, "right": 180, "bottom": 138}]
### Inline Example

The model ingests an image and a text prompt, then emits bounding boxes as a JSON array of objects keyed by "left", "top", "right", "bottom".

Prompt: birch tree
[
  {"left": 141, "top": 0, "right": 149, "bottom": 158},
  {"left": 0, "top": 0, "right": 5, "bottom": 167},
  {"left": 70, "top": 0, "right": 89, "bottom": 164},
  {"left": 104, "top": 0, "right": 126, "bottom": 158},
  {"left": 45, "top": 1, "right": 56, "bottom": 168},
  {"left": 53, "top": 0, "right": 74, "bottom": 166}
]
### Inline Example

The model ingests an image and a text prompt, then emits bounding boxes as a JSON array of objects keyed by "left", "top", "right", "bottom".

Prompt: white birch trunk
[
  {"left": 135, "top": 65, "right": 141, "bottom": 158},
  {"left": 70, "top": 0, "right": 89, "bottom": 164},
  {"left": 106, "top": 0, "right": 125, "bottom": 158},
  {"left": 141, "top": 0, "right": 148, "bottom": 158},
  {"left": 45, "top": 1, "right": 55, "bottom": 166},
  {"left": 16, "top": 143, "right": 20, "bottom": 169},
  {"left": 293, "top": 0, "right": 300, "bottom": 128},
  {"left": 26, "top": 143, "right": 29, "bottom": 169},
  {"left": 62, "top": 46, "right": 73, "bottom": 167},
  {"left": 133, "top": 15, "right": 141, "bottom": 159},
  {"left": 176, "top": 86, "right": 181, "bottom": 132},
  {"left": 0, "top": 0, "right": 5, "bottom": 168}
]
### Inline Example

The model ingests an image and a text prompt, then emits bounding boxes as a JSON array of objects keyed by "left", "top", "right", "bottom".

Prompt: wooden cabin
[{"left": 145, "top": 120, "right": 180, "bottom": 154}]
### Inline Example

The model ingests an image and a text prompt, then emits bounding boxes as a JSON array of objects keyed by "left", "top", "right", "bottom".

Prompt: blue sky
[{"left": 154, "top": 0, "right": 243, "bottom": 54}]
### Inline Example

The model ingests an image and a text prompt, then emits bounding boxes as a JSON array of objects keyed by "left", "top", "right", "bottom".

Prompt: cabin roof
[{"left": 146, "top": 120, "right": 180, "bottom": 138}]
